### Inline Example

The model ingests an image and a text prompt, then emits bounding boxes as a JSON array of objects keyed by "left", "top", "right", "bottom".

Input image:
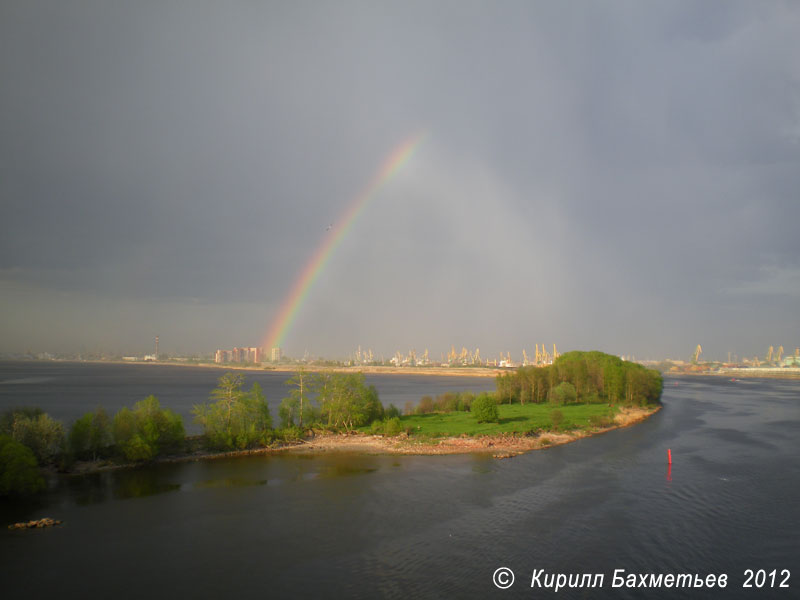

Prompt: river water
[{"left": 0, "top": 363, "right": 798, "bottom": 599}]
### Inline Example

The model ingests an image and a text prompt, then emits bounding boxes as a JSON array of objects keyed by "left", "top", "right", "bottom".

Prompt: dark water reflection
[{"left": 0, "top": 374, "right": 798, "bottom": 599}]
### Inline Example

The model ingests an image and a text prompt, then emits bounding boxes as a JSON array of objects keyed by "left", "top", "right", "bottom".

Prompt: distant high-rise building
[{"left": 271, "top": 347, "right": 282, "bottom": 362}]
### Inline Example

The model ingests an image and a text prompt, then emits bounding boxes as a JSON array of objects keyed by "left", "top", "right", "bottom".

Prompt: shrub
[
  {"left": 416, "top": 396, "right": 434, "bottom": 414},
  {"left": 457, "top": 392, "right": 474, "bottom": 412},
  {"left": 434, "top": 392, "right": 459, "bottom": 413},
  {"left": 471, "top": 393, "right": 499, "bottom": 423},
  {"left": 383, "top": 417, "right": 402, "bottom": 436},
  {"left": 280, "top": 426, "right": 304, "bottom": 442},
  {"left": 589, "top": 415, "right": 614, "bottom": 428},
  {"left": 550, "top": 409, "right": 564, "bottom": 429}
]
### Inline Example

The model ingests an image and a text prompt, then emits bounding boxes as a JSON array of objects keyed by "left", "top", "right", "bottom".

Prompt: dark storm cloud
[{"left": 1, "top": 1, "right": 798, "bottom": 359}]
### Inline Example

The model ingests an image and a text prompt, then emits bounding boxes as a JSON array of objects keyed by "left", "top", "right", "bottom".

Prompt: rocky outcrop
[{"left": 8, "top": 518, "right": 62, "bottom": 530}]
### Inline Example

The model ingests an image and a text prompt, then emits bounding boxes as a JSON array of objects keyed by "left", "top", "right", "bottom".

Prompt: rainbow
[{"left": 263, "top": 131, "right": 427, "bottom": 353}]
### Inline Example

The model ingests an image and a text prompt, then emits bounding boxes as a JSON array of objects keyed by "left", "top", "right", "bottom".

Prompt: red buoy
[{"left": 668, "top": 449, "right": 672, "bottom": 464}]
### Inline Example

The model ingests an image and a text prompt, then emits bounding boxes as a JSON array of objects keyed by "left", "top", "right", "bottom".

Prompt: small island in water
[{"left": 1, "top": 351, "right": 663, "bottom": 496}]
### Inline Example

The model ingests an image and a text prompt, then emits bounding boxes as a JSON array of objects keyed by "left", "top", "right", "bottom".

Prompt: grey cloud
[{"left": 1, "top": 1, "right": 799, "bottom": 360}]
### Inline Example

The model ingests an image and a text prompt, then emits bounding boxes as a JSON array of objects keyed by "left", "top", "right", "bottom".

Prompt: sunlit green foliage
[
  {"left": 383, "top": 417, "right": 402, "bottom": 436},
  {"left": 393, "top": 402, "right": 615, "bottom": 437},
  {"left": 498, "top": 351, "right": 663, "bottom": 407},
  {"left": 113, "top": 396, "right": 185, "bottom": 461},
  {"left": 471, "top": 393, "right": 499, "bottom": 423},
  {"left": 312, "top": 372, "right": 383, "bottom": 431},
  {"left": 193, "top": 374, "right": 272, "bottom": 450},
  {"left": 550, "top": 381, "right": 577, "bottom": 404}
]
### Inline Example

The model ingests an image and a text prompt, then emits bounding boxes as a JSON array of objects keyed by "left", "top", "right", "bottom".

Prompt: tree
[
  {"left": 550, "top": 381, "right": 577, "bottom": 404},
  {"left": 286, "top": 368, "right": 310, "bottom": 429},
  {"left": 0, "top": 435, "right": 45, "bottom": 496},
  {"left": 313, "top": 372, "right": 383, "bottom": 431},
  {"left": 69, "top": 407, "right": 111, "bottom": 461},
  {"left": 193, "top": 374, "right": 272, "bottom": 450},
  {"left": 471, "top": 393, "right": 499, "bottom": 423},
  {"left": 113, "top": 396, "right": 185, "bottom": 461},
  {"left": 7, "top": 412, "right": 64, "bottom": 464},
  {"left": 209, "top": 372, "right": 246, "bottom": 431},
  {"left": 278, "top": 396, "right": 300, "bottom": 429}
]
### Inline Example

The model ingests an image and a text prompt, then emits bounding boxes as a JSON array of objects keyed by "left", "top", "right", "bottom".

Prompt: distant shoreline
[
  {"left": 12, "top": 358, "right": 504, "bottom": 378},
  {"left": 665, "top": 369, "right": 800, "bottom": 380}
]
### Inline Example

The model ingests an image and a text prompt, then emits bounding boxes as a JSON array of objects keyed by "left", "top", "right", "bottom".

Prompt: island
[{"left": 1, "top": 351, "right": 663, "bottom": 495}]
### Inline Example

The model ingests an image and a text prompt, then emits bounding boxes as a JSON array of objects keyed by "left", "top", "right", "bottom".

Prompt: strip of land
[
  {"left": 65, "top": 405, "right": 660, "bottom": 475},
  {"left": 41, "top": 359, "right": 504, "bottom": 378}
]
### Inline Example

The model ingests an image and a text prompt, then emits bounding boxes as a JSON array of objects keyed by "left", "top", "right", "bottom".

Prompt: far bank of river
[{"left": 19, "top": 358, "right": 505, "bottom": 377}]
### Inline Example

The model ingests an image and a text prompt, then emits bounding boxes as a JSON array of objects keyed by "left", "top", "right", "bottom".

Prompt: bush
[
  {"left": 550, "top": 409, "right": 564, "bottom": 429},
  {"left": 416, "top": 396, "right": 434, "bottom": 415},
  {"left": 383, "top": 417, "right": 402, "bottom": 436},
  {"left": 471, "top": 393, "right": 499, "bottom": 423},
  {"left": 280, "top": 426, "right": 304, "bottom": 442},
  {"left": 0, "top": 435, "right": 46, "bottom": 496},
  {"left": 589, "top": 415, "right": 614, "bottom": 428},
  {"left": 434, "top": 392, "right": 459, "bottom": 413},
  {"left": 457, "top": 392, "right": 474, "bottom": 412}
]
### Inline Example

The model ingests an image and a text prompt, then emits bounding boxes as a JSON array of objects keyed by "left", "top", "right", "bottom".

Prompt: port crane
[{"left": 692, "top": 345, "right": 702, "bottom": 363}]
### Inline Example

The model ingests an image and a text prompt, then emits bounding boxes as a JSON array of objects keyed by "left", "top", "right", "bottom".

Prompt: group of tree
[
  {"left": 0, "top": 397, "right": 186, "bottom": 496},
  {"left": 276, "top": 369, "right": 388, "bottom": 433},
  {"left": 192, "top": 373, "right": 272, "bottom": 450},
  {"left": 408, "top": 391, "right": 475, "bottom": 415},
  {"left": 496, "top": 351, "right": 663, "bottom": 407}
]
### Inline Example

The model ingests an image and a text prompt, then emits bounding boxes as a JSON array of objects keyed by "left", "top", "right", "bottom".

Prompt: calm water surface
[
  {"left": 0, "top": 361, "right": 497, "bottom": 433},
  {"left": 0, "top": 364, "right": 798, "bottom": 599}
]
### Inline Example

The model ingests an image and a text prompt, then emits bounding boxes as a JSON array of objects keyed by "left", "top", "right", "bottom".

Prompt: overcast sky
[{"left": 1, "top": 1, "right": 798, "bottom": 361}]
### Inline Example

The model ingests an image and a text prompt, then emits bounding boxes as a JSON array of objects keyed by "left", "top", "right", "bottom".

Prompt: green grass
[{"left": 366, "top": 403, "right": 618, "bottom": 438}]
